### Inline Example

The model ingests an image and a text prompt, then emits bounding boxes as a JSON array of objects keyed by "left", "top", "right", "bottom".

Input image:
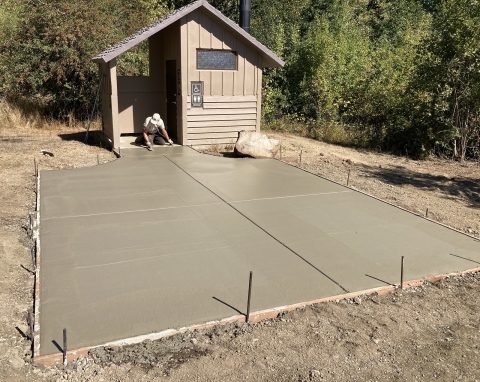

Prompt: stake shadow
[
  {"left": 212, "top": 297, "right": 243, "bottom": 315},
  {"left": 20, "top": 264, "right": 34, "bottom": 274},
  {"left": 52, "top": 340, "right": 63, "bottom": 353},
  {"left": 15, "top": 326, "right": 30, "bottom": 340},
  {"left": 365, "top": 274, "right": 394, "bottom": 286},
  {"left": 450, "top": 253, "right": 480, "bottom": 265}
]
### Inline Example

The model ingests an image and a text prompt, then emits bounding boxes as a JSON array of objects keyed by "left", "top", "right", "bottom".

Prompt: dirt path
[{"left": 0, "top": 128, "right": 478, "bottom": 381}]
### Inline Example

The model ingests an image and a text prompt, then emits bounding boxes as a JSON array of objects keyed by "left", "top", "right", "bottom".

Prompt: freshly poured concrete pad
[
  {"left": 39, "top": 148, "right": 343, "bottom": 355},
  {"left": 39, "top": 147, "right": 480, "bottom": 356}
]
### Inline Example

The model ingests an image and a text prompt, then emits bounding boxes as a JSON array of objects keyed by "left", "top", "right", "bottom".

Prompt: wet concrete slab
[
  {"left": 39, "top": 146, "right": 480, "bottom": 355},
  {"left": 39, "top": 148, "right": 344, "bottom": 355},
  {"left": 231, "top": 193, "right": 480, "bottom": 292}
]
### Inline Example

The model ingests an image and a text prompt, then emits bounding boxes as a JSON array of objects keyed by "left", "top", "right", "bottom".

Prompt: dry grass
[
  {"left": 0, "top": 99, "right": 102, "bottom": 134},
  {"left": 263, "top": 117, "right": 353, "bottom": 147},
  {"left": 199, "top": 143, "right": 235, "bottom": 156}
]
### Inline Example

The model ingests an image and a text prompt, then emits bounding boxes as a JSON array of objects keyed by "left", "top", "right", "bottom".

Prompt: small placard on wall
[{"left": 191, "top": 81, "right": 203, "bottom": 107}]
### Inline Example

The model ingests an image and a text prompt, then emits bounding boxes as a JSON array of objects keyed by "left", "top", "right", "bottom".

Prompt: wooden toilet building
[{"left": 92, "top": 0, "right": 284, "bottom": 148}]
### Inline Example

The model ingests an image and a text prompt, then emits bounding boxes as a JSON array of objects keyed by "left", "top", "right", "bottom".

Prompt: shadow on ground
[
  {"left": 360, "top": 164, "right": 480, "bottom": 208},
  {"left": 58, "top": 130, "right": 103, "bottom": 147}
]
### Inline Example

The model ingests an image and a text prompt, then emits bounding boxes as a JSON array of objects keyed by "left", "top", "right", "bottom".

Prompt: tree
[
  {"left": 414, "top": 0, "right": 480, "bottom": 160},
  {"left": 0, "top": 0, "right": 170, "bottom": 120}
]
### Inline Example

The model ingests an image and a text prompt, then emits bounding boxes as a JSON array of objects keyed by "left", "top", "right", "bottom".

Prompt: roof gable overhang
[{"left": 92, "top": 0, "right": 284, "bottom": 68}]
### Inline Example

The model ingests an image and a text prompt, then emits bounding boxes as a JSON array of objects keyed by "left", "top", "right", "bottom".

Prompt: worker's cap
[{"left": 152, "top": 113, "right": 161, "bottom": 123}]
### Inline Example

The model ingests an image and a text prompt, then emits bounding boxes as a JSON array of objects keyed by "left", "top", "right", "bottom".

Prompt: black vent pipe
[{"left": 239, "top": 0, "right": 251, "bottom": 34}]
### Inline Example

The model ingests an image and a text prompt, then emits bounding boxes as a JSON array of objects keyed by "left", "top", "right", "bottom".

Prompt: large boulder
[{"left": 234, "top": 131, "right": 280, "bottom": 159}]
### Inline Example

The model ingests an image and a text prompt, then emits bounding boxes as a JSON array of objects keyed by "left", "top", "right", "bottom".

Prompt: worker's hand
[
  {"left": 168, "top": 139, "right": 173, "bottom": 145},
  {"left": 146, "top": 141, "right": 153, "bottom": 151}
]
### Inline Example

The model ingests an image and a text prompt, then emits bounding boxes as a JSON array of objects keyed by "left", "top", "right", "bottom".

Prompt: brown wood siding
[
  {"left": 255, "top": 66, "right": 262, "bottom": 132},
  {"left": 181, "top": 8, "right": 264, "bottom": 146},
  {"left": 117, "top": 77, "right": 161, "bottom": 134},
  {"left": 100, "top": 60, "right": 120, "bottom": 149},
  {"left": 185, "top": 10, "right": 259, "bottom": 97},
  {"left": 186, "top": 95, "right": 256, "bottom": 143},
  {"left": 150, "top": 21, "right": 181, "bottom": 139},
  {"left": 117, "top": 21, "right": 182, "bottom": 139}
]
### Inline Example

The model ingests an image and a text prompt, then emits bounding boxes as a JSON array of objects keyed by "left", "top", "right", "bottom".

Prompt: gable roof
[{"left": 92, "top": 0, "right": 284, "bottom": 68}]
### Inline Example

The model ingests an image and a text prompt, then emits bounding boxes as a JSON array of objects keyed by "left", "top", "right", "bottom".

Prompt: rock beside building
[{"left": 234, "top": 131, "right": 280, "bottom": 159}]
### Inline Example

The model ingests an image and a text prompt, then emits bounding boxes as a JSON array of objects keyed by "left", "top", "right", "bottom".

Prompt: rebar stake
[
  {"left": 63, "top": 328, "right": 67, "bottom": 366},
  {"left": 400, "top": 256, "right": 405, "bottom": 290},
  {"left": 299, "top": 150, "right": 302, "bottom": 167},
  {"left": 246, "top": 271, "right": 253, "bottom": 323},
  {"left": 34, "top": 157, "right": 37, "bottom": 176},
  {"left": 97, "top": 154, "right": 99, "bottom": 165},
  {"left": 31, "top": 246, "right": 36, "bottom": 271},
  {"left": 35, "top": 171, "right": 39, "bottom": 201},
  {"left": 347, "top": 169, "right": 351, "bottom": 186},
  {"left": 280, "top": 145, "right": 282, "bottom": 161},
  {"left": 28, "top": 309, "right": 34, "bottom": 342},
  {"left": 426, "top": 208, "right": 429, "bottom": 218}
]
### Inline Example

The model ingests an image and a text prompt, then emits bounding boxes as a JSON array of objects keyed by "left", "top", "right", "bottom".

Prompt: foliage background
[{"left": 0, "top": 0, "right": 479, "bottom": 159}]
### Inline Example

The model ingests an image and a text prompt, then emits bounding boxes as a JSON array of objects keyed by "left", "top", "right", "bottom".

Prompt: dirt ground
[{"left": 0, "top": 127, "right": 479, "bottom": 381}]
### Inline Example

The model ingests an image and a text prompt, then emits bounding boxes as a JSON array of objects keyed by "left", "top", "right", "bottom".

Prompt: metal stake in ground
[
  {"left": 97, "top": 154, "right": 99, "bottom": 165},
  {"left": 28, "top": 309, "right": 34, "bottom": 342},
  {"left": 34, "top": 157, "right": 37, "bottom": 177},
  {"left": 426, "top": 208, "right": 429, "bottom": 218},
  {"left": 299, "top": 150, "right": 302, "bottom": 167},
  {"left": 35, "top": 171, "right": 39, "bottom": 202},
  {"left": 63, "top": 328, "right": 67, "bottom": 366},
  {"left": 400, "top": 256, "right": 405, "bottom": 290},
  {"left": 246, "top": 271, "right": 253, "bottom": 323},
  {"left": 280, "top": 145, "right": 282, "bottom": 161},
  {"left": 347, "top": 169, "right": 351, "bottom": 186},
  {"left": 31, "top": 246, "right": 36, "bottom": 271}
]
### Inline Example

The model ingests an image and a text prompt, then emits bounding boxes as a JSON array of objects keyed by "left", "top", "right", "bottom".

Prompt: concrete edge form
[
  {"left": 33, "top": 266, "right": 480, "bottom": 366},
  {"left": 277, "top": 158, "right": 480, "bottom": 242},
  {"left": 33, "top": 170, "right": 41, "bottom": 359}
]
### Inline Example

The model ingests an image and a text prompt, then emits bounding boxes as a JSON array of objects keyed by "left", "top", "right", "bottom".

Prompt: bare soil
[{"left": 0, "top": 128, "right": 479, "bottom": 381}]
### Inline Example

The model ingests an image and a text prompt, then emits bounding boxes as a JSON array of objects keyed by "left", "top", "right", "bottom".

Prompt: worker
[{"left": 135, "top": 113, "right": 173, "bottom": 151}]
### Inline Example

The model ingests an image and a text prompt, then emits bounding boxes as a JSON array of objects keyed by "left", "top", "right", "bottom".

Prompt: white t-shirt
[{"left": 143, "top": 117, "right": 165, "bottom": 134}]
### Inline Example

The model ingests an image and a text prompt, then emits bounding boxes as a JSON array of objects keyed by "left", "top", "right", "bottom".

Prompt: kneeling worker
[{"left": 136, "top": 113, "right": 173, "bottom": 151}]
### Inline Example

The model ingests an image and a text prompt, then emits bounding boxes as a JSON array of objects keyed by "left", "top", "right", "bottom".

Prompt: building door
[{"left": 165, "top": 60, "right": 177, "bottom": 141}]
